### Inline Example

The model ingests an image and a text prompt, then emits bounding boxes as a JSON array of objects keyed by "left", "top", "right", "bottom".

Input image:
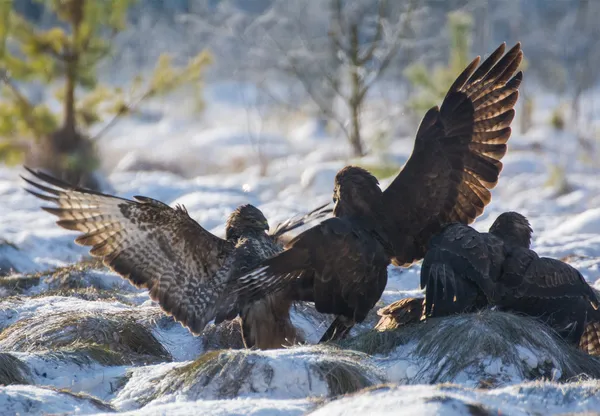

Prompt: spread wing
[
  {"left": 269, "top": 202, "right": 333, "bottom": 241},
  {"left": 231, "top": 217, "right": 389, "bottom": 323},
  {"left": 22, "top": 167, "right": 234, "bottom": 334},
  {"left": 383, "top": 42, "right": 523, "bottom": 266},
  {"left": 421, "top": 224, "right": 504, "bottom": 317},
  {"left": 502, "top": 250, "right": 599, "bottom": 307}
]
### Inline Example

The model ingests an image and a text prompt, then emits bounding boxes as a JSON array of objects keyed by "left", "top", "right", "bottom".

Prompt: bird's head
[
  {"left": 332, "top": 166, "right": 383, "bottom": 218},
  {"left": 489, "top": 211, "right": 532, "bottom": 248},
  {"left": 226, "top": 204, "right": 270, "bottom": 240}
]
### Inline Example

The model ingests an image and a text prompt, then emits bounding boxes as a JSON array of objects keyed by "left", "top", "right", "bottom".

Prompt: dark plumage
[
  {"left": 415, "top": 211, "right": 600, "bottom": 355},
  {"left": 22, "top": 167, "right": 331, "bottom": 350},
  {"left": 233, "top": 43, "right": 524, "bottom": 342}
]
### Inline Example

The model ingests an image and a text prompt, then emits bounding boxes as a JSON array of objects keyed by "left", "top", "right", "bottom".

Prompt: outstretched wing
[
  {"left": 22, "top": 167, "right": 234, "bottom": 334},
  {"left": 231, "top": 217, "right": 389, "bottom": 323},
  {"left": 269, "top": 202, "right": 333, "bottom": 242},
  {"left": 383, "top": 43, "right": 523, "bottom": 266},
  {"left": 502, "top": 250, "right": 599, "bottom": 308}
]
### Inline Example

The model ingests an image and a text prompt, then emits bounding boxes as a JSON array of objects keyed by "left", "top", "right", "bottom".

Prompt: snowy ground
[{"left": 1, "top": 102, "right": 600, "bottom": 415}]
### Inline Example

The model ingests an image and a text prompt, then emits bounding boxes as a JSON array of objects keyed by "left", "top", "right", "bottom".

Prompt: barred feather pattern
[
  {"left": 22, "top": 168, "right": 328, "bottom": 348},
  {"left": 579, "top": 321, "right": 600, "bottom": 357}
]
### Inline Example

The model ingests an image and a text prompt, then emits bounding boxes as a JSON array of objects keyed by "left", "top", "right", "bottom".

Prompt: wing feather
[
  {"left": 22, "top": 167, "right": 234, "bottom": 334},
  {"left": 383, "top": 43, "right": 523, "bottom": 265},
  {"left": 231, "top": 218, "right": 389, "bottom": 324}
]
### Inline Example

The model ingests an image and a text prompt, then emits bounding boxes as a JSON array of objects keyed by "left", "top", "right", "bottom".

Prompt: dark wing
[
  {"left": 374, "top": 297, "right": 425, "bottom": 331},
  {"left": 22, "top": 167, "right": 234, "bottom": 334},
  {"left": 502, "top": 250, "right": 599, "bottom": 307},
  {"left": 421, "top": 224, "right": 503, "bottom": 317},
  {"left": 269, "top": 202, "right": 333, "bottom": 241},
  {"left": 231, "top": 217, "right": 389, "bottom": 323},
  {"left": 382, "top": 43, "right": 523, "bottom": 266}
]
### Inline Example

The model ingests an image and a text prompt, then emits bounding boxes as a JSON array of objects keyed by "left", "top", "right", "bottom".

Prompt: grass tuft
[
  {"left": 0, "top": 353, "right": 32, "bottom": 385},
  {"left": 342, "top": 311, "right": 600, "bottom": 383},
  {"left": 0, "top": 309, "right": 171, "bottom": 365}
]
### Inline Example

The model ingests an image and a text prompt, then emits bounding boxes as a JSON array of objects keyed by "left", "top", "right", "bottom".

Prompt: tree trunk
[
  {"left": 27, "top": 0, "right": 101, "bottom": 190},
  {"left": 349, "top": 98, "right": 363, "bottom": 157},
  {"left": 348, "top": 23, "right": 364, "bottom": 157}
]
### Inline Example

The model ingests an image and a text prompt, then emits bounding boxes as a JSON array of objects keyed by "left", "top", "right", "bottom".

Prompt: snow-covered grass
[{"left": 1, "top": 94, "right": 600, "bottom": 415}]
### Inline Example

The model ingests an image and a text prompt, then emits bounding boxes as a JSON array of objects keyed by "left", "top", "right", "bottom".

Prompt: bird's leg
[{"left": 319, "top": 315, "right": 355, "bottom": 343}]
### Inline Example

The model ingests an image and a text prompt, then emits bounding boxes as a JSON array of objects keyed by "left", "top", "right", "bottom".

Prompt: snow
[
  {"left": 308, "top": 382, "right": 600, "bottom": 416},
  {"left": 1, "top": 89, "right": 600, "bottom": 415}
]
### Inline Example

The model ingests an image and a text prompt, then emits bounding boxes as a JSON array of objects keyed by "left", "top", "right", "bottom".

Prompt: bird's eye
[{"left": 332, "top": 196, "right": 337, "bottom": 204}]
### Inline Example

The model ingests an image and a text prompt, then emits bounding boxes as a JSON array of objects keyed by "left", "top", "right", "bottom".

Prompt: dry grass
[
  {"left": 342, "top": 311, "right": 600, "bottom": 383},
  {"left": 0, "top": 353, "right": 32, "bottom": 385},
  {"left": 0, "top": 274, "right": 41, "bottom": 296},
  {"left": 30, "top": 286, "right": 137, "bottom": 305},
  {"left": 310, "top": 349, "right": 375, "bottom": 396},
  {"left": 42, "top": 259, "right": 107, "bottom": 290},
  {"left": 132, "top": 346, "right": 381, "bottom": 406},
  {"left": 200, "top": 319, "right": 245, "bottom": 351},
  {"left": 51, "top": 387, "right": 114, "bottom": 412},
  {"left": 0, "top": 309, "right": 171, "bottom": 365},
  {"left": 0, "top": 258, "right": 109, "bottom": 297}
]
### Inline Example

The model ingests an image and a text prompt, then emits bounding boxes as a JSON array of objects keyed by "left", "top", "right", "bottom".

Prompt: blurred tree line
[
  {"left": 0, "top": 0, "right": 210, "bottom": 189},
  {"left": 3, "top": 0, "right": 600, "bottom": 182}
]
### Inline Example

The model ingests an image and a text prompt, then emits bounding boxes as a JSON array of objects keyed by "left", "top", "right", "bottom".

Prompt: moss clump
[
  {"left": 0, "top": 310, "right": 171, "bottom": 365},
  {"left": 342, "top": 311, "right": 600, "bottom": 383},
  {"left": 338, "top": 328, "right": 408, "bottom": 356},
  {"left": 30, "top": 286, "right": 136, "bottom": 306},
  {"left": 200, "top": 319, "right": 245, "bottom": 351},
  {"left": 0, "top": 274, "right": 41, "bottom": 295},
  {"left": 311, "top": 355, "right": 374, "bottom": 396}
]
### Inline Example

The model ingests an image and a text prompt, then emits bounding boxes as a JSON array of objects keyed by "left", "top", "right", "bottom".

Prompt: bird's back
[
  {"left": 421, "top": 223, "right": 508, "bottom": 317},
  {"left": 229, "top": 234, "right": 302, "bottom": 349}
]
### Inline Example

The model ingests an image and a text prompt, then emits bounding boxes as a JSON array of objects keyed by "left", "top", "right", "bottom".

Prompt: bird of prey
[
  {"left": 22, "top": 167, "right": 331, "bottom": 350},
  {"left": 233, "top": 42, "right": 524, "bottom": 342},
  {"left": 381, "top": 211, "right": 600, "bottom": 356}
]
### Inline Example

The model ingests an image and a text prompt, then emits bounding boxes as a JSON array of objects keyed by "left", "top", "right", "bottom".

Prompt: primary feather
[
  {"left": 232, "top": 43, "right": 523, "bottom": 342},
  {"left": 23, "top": 167, "right": 331, "bottom": 349}
]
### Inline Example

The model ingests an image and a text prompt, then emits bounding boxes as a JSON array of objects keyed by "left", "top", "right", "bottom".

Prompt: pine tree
[
  {"left": 404, "top": 11, "right": 473, "bottom": 115},
  {"left": 0, "top": 0, "right": 211, "bottom": 189}
]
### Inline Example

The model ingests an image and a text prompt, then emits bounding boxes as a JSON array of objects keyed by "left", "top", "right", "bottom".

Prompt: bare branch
[
  {"left": 90, "top": 89, "right": 153, "bottom": 142},
  {"left": 357, "top": 0, "right": 386, "bottom": 65}
]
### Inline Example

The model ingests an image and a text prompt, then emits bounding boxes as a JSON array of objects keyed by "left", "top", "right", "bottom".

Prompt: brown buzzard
[
  {"left": 233, "top": 42, "right": 524, "bottom": 342},
  {"left": 22, "top": 168, "right": 331, "bottom": 350},
  {"left": 385, "top": 211, "right": 600, "bottom": 356}
]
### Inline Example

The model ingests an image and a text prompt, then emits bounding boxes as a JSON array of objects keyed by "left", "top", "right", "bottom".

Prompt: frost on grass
[
  {"left": 0, "top": 353, "right": 32, "bottom": 386},
  {"left": 0, "top": 258, "right": 137, "bottom": 299},
  {"left": 99, "top": 397, "right": 314, "bottom": 416},
  {"left": 342, "top": 311, "right": 600, "bottom": 387},
  {"left": 200, "top": 319, "right": 246, "bottom": 351},
  {"left": 0, "top": 385, "right": 113, "bottom": 415},
  {"left": 0, "top": 308, "right": 171, "bottom": 366},
  {"left": 113, "top": 346, "right": 381, "bottom": 410},
  {"left": 309, "top": 381, "right": 600, "bottom": 416}
]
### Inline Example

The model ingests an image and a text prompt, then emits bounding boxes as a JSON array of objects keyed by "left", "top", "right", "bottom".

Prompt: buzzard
[
  {"left": 233, "top": 42, "right": 524, "bottom": 342},
  {"left": 22, "top": 168, "right": 331, "bottom": 350},
  {"left": 380, "top": 212, "right": 600, "bottom": 356}
]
